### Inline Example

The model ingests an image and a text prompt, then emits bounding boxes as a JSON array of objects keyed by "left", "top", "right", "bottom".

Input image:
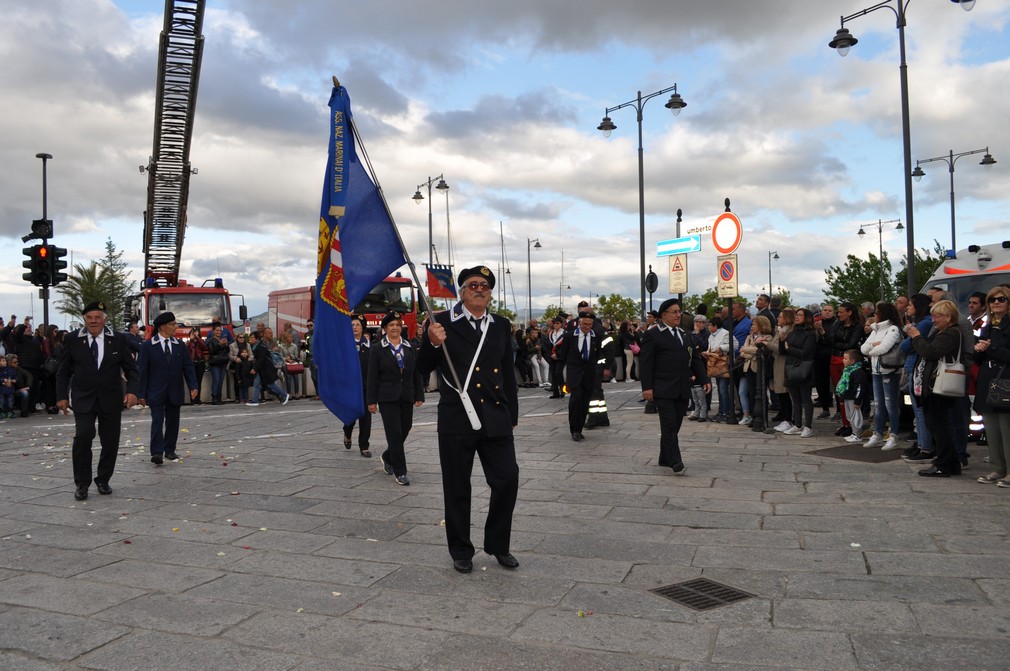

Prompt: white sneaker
[
  {"left": 741, "top": 415, "right": 753, "bottom": 426},
  {"left": 864, "top": 433, "right": 885, "bottom": 448},
  {"left": 774, "top": 421, "right": 793, "bottom": 432},
  {"left": 881, "top": 436, "right": 900, "bottom": 451},
  {"left": 800, "top": 427, "right": 815, "bottom": 438},
  {"left": 783, "top": 426, "right": 802, "bottom": 435},
  {"left": 245, "top": 402, "right": 260, "bottom": 407},
  {"left": 282, "top": 394, "right": 291, "bottom": 406},
  {"left": 844, "top": 435, "right": 863, "bottom": 443}
]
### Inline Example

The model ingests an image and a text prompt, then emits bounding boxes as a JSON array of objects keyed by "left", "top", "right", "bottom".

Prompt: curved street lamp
[
  {"left": 597, "top": 84, "right": 686, "bottom": 319},
  {"left": 767, "top": 251, "right": 779, "bottom": 297},
  {"left": 412, "top": 174, "right": 449, "bottom": 267},
  {"left": 826, "top": 0, "right": 975, "bottom": 296},
  {"left": 912, "top": 147, "right": 996, "bottom": 252},
  {"left": 527, "top": 237, "right": 542, "bottom": 325},
  {"left": 858, "top": 218, "right": 903, "bottom": 302}
]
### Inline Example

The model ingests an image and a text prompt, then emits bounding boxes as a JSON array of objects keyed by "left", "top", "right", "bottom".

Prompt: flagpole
[{"left": 346, "top": 108, "right": 468, "bottom": 392}]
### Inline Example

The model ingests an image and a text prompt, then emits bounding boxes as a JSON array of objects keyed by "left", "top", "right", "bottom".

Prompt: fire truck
[
  {"left": 124, "top": 0, "right": 246, "bottom": 338},
  {"left": 268, "top": 274, "right": 418, "bottom": 339}
]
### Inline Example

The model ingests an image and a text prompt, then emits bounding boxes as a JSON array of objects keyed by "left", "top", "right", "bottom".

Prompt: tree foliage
[
  {"left": 487, "top": 298, "right": 518, "bottom": 324},
  {"left": 594, "top": 293, "right": 639, "bottom": 323},
  {"left": 680, "top": 288, "right": 752, "bottom": 316},
  {"left": 895, "top": 240, "right": 946, "bottom": 296},
  {"left": 823, "top": 252, "right": 896, "bottom": 306}
]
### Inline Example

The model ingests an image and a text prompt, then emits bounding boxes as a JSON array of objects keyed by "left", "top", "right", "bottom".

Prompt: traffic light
[
  {"left": 35, "top": 244, "right": 51, "bottom": 286},
  {"left": 49, "top": 246, "right": 68, "bottom": 286},
  {"left": 22, "top": 246, "right": 35, "bottom": 283}
]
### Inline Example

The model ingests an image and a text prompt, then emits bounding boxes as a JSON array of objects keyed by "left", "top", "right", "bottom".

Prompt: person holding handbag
[
  {"left": 702, "top": 316, "right": 733, "bottom": 422},
  {"left": 973, "top": 285, "right": 1010, "bottom": 486},
  {"left": 860, "top": 302, "right": 904, "bottom": 450},
  {"left": 905, "top": 299, "right": 964, "bottom": 477},
  {"left": 770, "top": 308, "right": 795, "bottom": 427},
  {"left": 780, "top": 308, "right": 818, "bottom": 437}
]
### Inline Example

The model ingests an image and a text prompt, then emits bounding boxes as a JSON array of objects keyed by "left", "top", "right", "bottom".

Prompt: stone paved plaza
[{"left": 1, "top": 384, "right": 1009, "bottom": 670}]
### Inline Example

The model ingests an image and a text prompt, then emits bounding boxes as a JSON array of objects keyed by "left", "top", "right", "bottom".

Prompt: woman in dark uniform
[
  {"left": 342, "top": 315, "right": 372, "bottom": 458},
  {"left": 367, "top": 312, "right": 424, "bottom": 485}
]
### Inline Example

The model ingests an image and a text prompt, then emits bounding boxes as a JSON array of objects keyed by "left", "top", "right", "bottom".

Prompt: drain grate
[{"left": 650, "top": 578, "right": 755, "bottom": 611}]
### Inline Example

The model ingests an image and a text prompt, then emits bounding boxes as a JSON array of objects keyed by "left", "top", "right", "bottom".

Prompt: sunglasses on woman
[{"left": 988, "top": 295, "right": 1008, "bottom": 304}]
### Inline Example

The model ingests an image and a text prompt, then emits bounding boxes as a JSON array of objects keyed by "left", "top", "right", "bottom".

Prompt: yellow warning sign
[{"left": 668, "top": 254, "right": 688, "bottom": 293}]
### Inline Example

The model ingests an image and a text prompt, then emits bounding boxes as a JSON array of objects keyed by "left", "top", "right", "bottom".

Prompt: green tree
[
  {"left": 895, "top": 240, "right": 946, "bottom": 296},
  {"left": 541, "top": 303, "right": 563, "bottom": 322},
  {"left": 681, "top": 288, "right": 750, "bottom": 315},
  {"left": 823, "top": 252, "right": 896, "bottom": 306},
  {"left": 595, "top": 293, "right": 639, "bottom": 323},
  {"left": 487, "top": 298, "right": 518, "bottom": 323},
  {"left": 55, "top": 261, "right": 116, "bottom": 326}
]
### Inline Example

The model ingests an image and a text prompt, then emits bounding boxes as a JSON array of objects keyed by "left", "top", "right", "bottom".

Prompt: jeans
[
  {"left": 908, "top": 383, "right": 931, "bottom": 452},
  {"left": 210, "top": 364, "right": 225, "bottom": 399},
  {"left": 251, "top": 374, "right": 286, "bottom": 403},
  {"left": 716, "top": 377, "right": 731, "bottom": 417},
  {"left": 872, "top": 372, "right": 900, "bottom": 436},
  {"left": 738, "top": 374, "right": 751, "bottom": 415}
]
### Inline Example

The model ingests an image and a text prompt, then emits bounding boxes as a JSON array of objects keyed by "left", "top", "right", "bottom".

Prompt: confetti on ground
[
  {"left": 123, "top": 540, "right": 132, "bottom": 544},
  {"left": 216, "top": 552, "right": 226, "bottom": 556},
  {"left": 259, "top": 527, "right": 268, "bottom": 531},
  {"left": 181, "top": 429, "right": 189, "bottom": 433},
  {"left": 850, "top": 543, "right": 862, "bottom": 548},
  {"left": 172, "top": 528, "right": 180, "bottom": 532},
  {"left": 229, "top": 491, "right": 239, "bottom": 495},
  {"left": 296, "top": 608, "right": 304, "bottom": 613},
  {"left": 577, "top": 610, "right": 593, "bottom": 617},
  {"left": 331, "top": 592, "right": 341, "bottom": 597},
  {"left": 231, "top": 522, "right": 238, "bottom": 527}
]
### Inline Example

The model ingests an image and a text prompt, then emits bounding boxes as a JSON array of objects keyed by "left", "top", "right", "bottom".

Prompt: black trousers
[
  {"left": 923, "top": 394, "right": 960, "bottom": 472},
  {"left": 567, "top": 373, "right": 594, "bottom": 434},
  {"left": 551, "top": 360, "right": 565, "bottom": 396},
  {"left": 437, "top": 432, "right": 519, "bottom": 560},
  {"left": 378, "top": 400, "right": 413, "bottom": 476},
  {"left": 343, "top": 412, "right": 372, "bottom": 449},
  {"left": 149, "top": 402, "right": 182, "bottom": 455},
  {"left": 655, "top": 397, "right": 688, "bottom": 467},
  {"left": 72, "top": 407, "right": 123, "bottom": 488}
]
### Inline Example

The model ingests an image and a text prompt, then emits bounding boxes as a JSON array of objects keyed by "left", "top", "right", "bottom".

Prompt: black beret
[
  {"left": 658, "top": 298, "right": 680, "bottom": 314},
  {"left": 380, "top": 311, "right": 402, "bottom": 329},
  {"left": 577, "top": 300, "right": 589, "bottom": 308},
  {"left": 82, "top": 301, "right": 106, "bottom": 315},
  {"left": 648, "top": 310, "right": 660, "bottom": 318},
  {"left": 457, "top": 265, "right": 495, "bottom": 290},
  {"left": 578, "top": 310, "right": 595, "bottom": 320},
  {"left": 152, "top": 312, "right": 176, "bottom": 328}
]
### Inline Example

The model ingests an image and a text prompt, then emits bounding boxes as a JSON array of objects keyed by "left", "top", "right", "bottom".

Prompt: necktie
[
  {"left": 581, "top": 334, "right": 589, "bottom": 362},
  {"left": 164, "top": 340, "right": 171, "bottom": 356},
  {"left": 471, "top": 317, "right": 482, "bottom": 334},
  {"left": 90, "top": 337, "right": 99, "bottom": 365}
]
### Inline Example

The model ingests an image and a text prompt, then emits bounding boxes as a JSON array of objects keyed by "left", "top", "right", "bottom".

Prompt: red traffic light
[{"left": 39, "top": 245, "right": 49, "bottom": 258}]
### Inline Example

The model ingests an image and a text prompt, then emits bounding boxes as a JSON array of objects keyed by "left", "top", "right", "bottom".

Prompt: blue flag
[{"left": 315, "top": 85, "right": 406, "bottom": 424}]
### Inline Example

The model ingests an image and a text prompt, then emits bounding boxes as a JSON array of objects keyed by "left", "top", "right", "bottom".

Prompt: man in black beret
[
  {"left": 639, "top": 298, "right": 709, "bottom": 475},
  {"left": 417, "top": 265, "right": 521, "bottom": 573},
  {"left": 56, "top": 301, "right": 139, "bottom": 499},
  {"left": 137, "top": 311, "right": 199, "bottom": 465},
  {"left": 561, "top": 310, "right": 602, "bottom": 441}
]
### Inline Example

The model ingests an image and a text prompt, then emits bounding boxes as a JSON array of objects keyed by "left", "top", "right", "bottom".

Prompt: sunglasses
[
  {"left": 988, "top": 295, "right": 1008, "bottom": 304},
  {"left": 466, "top": 281, "right": 491, "bottom": 291}
]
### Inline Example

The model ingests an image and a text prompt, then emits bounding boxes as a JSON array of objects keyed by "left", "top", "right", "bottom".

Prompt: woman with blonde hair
[
  {"left": 905, "top": 299, "right": 964, "bottom": 477},
  {"left": 770, "top": 308, "right": 795, "bottom": 427},
  {"left": 740, "top": 315, "right": 773, "bottom": 429}
]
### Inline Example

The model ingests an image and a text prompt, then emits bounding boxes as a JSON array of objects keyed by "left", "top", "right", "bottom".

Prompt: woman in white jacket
[
  {"left": 703, "top": 316, "right": 738, "bottom": 422},
  {"left": 860, "top": 301, "right": 904, "bottom": 450}
]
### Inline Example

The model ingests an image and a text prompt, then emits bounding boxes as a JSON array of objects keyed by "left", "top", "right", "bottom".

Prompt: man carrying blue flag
[{"left": 417, "top": 266, "right": 521, "bottom": 574}]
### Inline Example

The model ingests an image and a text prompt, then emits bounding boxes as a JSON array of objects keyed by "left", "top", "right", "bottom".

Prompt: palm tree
[{"left": 55, "top": 261, "right": 121, "bottom": 328}]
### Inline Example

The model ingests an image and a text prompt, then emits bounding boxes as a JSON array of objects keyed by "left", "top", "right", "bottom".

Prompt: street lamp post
[
  {"left": 912, "top": 147, "right": 996, "bottom": 252},
  {"left": 597, "top": 84, "right": 686, "bottom": 320},
  {"left": 527, "top": 237, "right": 542, "bottom": 325},
  {"left": 827, "top": 0, "right": 975, "bottom": 297},
  {"left": 559, "top": 249, "right": 570, "bottom": 310},
  {"left": 858, "top": 219, "right": 904, "bottom": 302},
  {"left": 412, "top": 174, "right": 449, "bottom": 268},
  {"left": 767, "top": 251, "right": 779, "bottom": 297}
]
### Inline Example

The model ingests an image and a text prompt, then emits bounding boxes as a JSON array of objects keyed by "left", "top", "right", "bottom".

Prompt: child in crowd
[
  {"left": 687, "top": 375, "right": 708, "bottom": 422},
  {"left": 0, "top": 356, "right": 17, "bottom": 418},
  {"left": 836, "top": 349, "right": 867, "bottom": 443},
  {"left": 235, "top": 348, "right": 254, "bottom": 403}
]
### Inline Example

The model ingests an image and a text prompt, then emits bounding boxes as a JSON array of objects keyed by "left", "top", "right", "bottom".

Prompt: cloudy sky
[{"left": 2, "top": 0, "right": 1008, "bottom": 326}]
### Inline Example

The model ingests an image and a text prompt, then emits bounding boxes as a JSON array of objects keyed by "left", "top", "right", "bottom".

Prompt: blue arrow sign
[{"left": 656, "top": 235, "right": 701, "bottom": 256}]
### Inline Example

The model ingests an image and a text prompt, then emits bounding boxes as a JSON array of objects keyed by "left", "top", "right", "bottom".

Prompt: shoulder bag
[
  {"left": 785, "top": 359, "right": 813, "bottom": 386},
  {"left": 931, "top": 330, "right": 966, "bottom": 397},
  {"left": 706, "top": 351, "right": 729, "bottom": 379},
  {"left": 986, "top": 365, "right": 1010, "bottom": 410}
]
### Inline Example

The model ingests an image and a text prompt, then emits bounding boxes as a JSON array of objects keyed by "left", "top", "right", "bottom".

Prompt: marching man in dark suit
[
  {"left": 640, "top": 298, "right": 710, "bottom": 475},
  {"left": 56, "top": 301, "right": 139, "bottom": 500},
  {"left": 417, "top": 265, "right": 521, "bottom": 574},
  {"left": 137, "top": 312, "right": 199, "bottom": 465},
  {"left": 562, "top": 310, "right": 602, "bottom": 442}
]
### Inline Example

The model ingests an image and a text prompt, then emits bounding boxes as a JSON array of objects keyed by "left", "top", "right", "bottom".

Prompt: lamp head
[
  {"left": 412, "top": 190, "right": 424, "bottom": 204},
  {"left": 435, "top": 178, "right": 449, "bottom": 192},
  {"left": 951, "top": 0, "right": 975, "bottom": 11},
  {"left": 828, "top": 27, "right": 857, "bottom": 56},
  {"left": 857, "top": 227, "right": 866, "bottom": 237},
  {"left": 980, "top": 153, "right": 996, "bottom": 167},
  {"left": 911, "top": 165, "right": 925, "bottom": 182},
  {"left": 597, "top": 115, "right": 616, "bottom": 137},
  {"left": 895, "top": 221, "right": 905, "bottom": 231},
  {"left": 664, "top": 92, "right": 687, "bottom": 116}
]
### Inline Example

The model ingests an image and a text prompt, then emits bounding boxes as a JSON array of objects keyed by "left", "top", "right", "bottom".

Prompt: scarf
[{"left": 835, "top": 362, "right": 860, "bottom": 396}]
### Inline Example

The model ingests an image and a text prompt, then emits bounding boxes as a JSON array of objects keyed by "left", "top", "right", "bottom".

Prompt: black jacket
[
  {"left": 639, "top": 324, "right": 708, "bottom": 399},
  {"left": 417, "top": 304, "right": 519, "bottom": 436},
  {"left": 366, "top": 337, "right": 423, "bottom": 405},
  {"left": 973, "top": 319, "right": 1010, "bottom": 414},
  {"left": 56, "top": 327, "right": 139, "bottom": 414}
]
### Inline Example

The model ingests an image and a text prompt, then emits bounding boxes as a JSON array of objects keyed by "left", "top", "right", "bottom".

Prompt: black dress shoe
[
  {"left": 918, "top": 465, "right": 959, "bottom": 477},
  {"left": 164, "top": 452, "right": 179, "bottom": 461},
  {"left": 95, "top": 482, "right": 112, "bottom": 495},
  {"left": 494, "top": 553, "right": 519, "bottom": 569},
  {"left": 750, "top": 424, "right": 766, "bottom": 432},
  {"left": 151, "top": 454, "right": 163, "bottom": 465},
  {"left": 671, "top": 463, "right": 686, "bottom": 476},
  {"left": 453, "top": 559, "right": 473, "bottom": 573},
  {"left": 74, "top": 486, "right": 88, "bottom": 500},
  {"left": 548, "top": 394, "right": 561, "bottom": 399},
  {"left": 571, "top": 432, "right": 585, "bottom": 442}
]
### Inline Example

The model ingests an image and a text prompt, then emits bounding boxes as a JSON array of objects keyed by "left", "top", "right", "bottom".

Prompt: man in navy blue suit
[{"left": 137, "top": 312, "right": 198, "bottom": 465}]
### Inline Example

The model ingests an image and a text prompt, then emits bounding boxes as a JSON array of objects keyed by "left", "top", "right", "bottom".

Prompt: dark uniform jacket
[
  {"left": 639, "top": 323, "right": 708, "bottom": 399},
  {"left": 560, "top": 326, "right": 602, "bottom": 389},
  {"left": 137, "top": 336, "right": 198, "bottom": 406},
  {"left": 417, "top": 303, "right": 518, "bottom": 436},
  {"left": 56, "top": 326, "right": 139, "bottom": 413},
  {"left": 366, "top": 337, "right": 424, "bottom": 405}
]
